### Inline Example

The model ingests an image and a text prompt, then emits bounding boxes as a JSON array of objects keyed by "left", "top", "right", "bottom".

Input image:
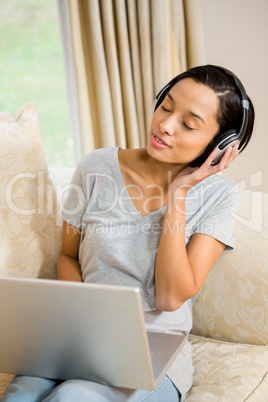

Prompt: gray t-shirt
[{"left": 61, "top": 147, "right": 239, "bottom": 399}]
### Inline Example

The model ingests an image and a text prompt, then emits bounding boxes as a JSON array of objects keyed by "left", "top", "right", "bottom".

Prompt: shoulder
[
  {"left": 76, "top": 147, "right": 119, "bottom": 176},
  {"left": 79, "top": 147, "right": 118, "bottom": 168},
  {"left": 191, "top": 174, "right": 238, "bottom": 197},
  {"left": 187, "top": 174, "right": 239, "bottom": 210},
  {"left": 69, "top": 147, "right": 119, "bottom": 189}
]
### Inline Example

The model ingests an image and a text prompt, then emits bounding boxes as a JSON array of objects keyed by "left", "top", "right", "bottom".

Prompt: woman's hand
[{"left": 171, "top": 145, "right": 239, "bottom": 196}]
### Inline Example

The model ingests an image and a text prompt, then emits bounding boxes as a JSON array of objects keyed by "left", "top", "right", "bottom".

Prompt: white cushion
[
  {"left": 0, "top": 103, "right": 61, "bottom": 278},
  {"left": 186, "top": 334, "right": 268, "bottom": 401}
]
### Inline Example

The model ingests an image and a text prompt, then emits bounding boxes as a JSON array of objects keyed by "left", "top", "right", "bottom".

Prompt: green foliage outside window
[{"left": 0, "top": 0, "right": 74, "bottom": 167}]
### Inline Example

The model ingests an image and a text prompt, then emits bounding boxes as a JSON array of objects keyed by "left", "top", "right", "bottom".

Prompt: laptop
[{"left": 0, "top": 277, "right": 187, "bottom": 390}]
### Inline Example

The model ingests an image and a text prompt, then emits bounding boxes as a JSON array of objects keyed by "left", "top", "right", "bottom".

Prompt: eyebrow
[{"left": 167, "top": 92, "right": 206, "bottom": 125}]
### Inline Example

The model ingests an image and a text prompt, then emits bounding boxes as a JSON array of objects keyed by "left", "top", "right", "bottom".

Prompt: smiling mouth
[{"left": 152, "top": 134, "right": 171, "bottom": 148}]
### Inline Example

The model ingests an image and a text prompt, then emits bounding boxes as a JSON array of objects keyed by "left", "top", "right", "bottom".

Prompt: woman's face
[{"left": 147, "top": 78, "right": 220, "bottom": 165}]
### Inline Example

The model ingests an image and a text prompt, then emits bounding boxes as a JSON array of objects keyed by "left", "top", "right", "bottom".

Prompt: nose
[{"left": 159, "top": 114, "right": 177, "bottom": 136}]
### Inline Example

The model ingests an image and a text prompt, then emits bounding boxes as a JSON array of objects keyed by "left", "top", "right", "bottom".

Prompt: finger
[
  {"left": 222, "top": 145, "right": 239, "bottom": 164},
  {"left": 203, "top": 145, "right": 238, "bottom": 176},
  {"left": 181, "top": 166, "right": 198, "bottom": 175},
  {"left": 217, "top": 145, "right": 239, "bottom": 170},
  {"left": 200, "top": 148, "right": 219, "bottom": 170},
  {"left": 219, "top": 146, "right": 233, "bottom": 165},
  {"left": 227, "top": 145, "right": 240, "bottom": 164}
]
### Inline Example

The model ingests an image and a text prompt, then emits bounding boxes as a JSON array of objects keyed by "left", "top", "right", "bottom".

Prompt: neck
[{"left": 137, "top": 148, "right": 189, "bottom": 186}]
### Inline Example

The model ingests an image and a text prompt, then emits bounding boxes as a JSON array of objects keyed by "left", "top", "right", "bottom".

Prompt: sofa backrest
[{"left": 191, "top": 190, "right": 268, "bottom": 346}]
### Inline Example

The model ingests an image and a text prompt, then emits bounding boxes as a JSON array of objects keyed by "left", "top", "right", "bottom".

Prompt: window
[{"left": 0, "top": 0, "right": 75, "bottom": 167}]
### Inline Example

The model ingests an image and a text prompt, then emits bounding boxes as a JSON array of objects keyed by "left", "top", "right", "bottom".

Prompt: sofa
[{"left": 0, "top": 103, "right": 267, "bottom": 401}]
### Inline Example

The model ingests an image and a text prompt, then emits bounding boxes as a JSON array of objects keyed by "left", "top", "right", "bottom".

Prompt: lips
[{"left": 151, "top": 134, "right": 171, "bottom": 149}]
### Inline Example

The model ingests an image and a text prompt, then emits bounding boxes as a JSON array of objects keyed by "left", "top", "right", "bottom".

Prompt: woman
[{"left": 3, "top": 65, "right": 254, "bottom": 401}]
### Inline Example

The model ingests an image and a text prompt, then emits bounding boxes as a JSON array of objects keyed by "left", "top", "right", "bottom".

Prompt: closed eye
[
  {"left": 183, "top": 121, "right": 194, "bottom": 130},
  {"left": 161, "top": 106, "right": 171, "bottom": 113}
]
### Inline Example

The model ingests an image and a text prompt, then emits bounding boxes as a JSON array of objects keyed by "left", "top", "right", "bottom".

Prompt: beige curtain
[{"left": 57, "top": 0, "right": 206, "bottom": 161}]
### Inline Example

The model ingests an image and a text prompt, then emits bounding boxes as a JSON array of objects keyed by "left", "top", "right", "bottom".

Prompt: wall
[{"left": 200, "top": 0, "right": 268, "bottom": 192}]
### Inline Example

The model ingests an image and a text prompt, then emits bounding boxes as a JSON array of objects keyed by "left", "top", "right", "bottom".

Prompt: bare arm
[
  {"left": 155, "top": 146, "right": 239, "bottom": 311},
  {"left": 57, "top": 220, "right": 83, "bottom": 282}
]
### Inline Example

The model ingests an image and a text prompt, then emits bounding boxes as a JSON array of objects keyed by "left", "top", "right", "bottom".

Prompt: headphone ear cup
[
  {"left": 190, "top": 129, "right": 238, "bottom": 167},
  {"left": 212, "top": 129, "right": 237, "bottom": 150},
  {"left": 211, "top": 138, "right": 240, "bottom": 165}
]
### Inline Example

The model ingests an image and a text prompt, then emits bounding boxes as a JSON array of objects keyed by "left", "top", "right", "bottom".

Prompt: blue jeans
[{"left": 3, "top": 375, "right": 181, "bottom": 401}]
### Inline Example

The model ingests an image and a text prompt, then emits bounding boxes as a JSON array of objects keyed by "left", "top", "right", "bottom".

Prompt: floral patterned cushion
[
  {"left": 186, "top": 334, "right": 268, "bottom": 401},
  {"left": 191, "top": 191, "right": 268, "bottom": 345},
  {"left": 0, "top": 103, "right": 61, "bottom": 279}
]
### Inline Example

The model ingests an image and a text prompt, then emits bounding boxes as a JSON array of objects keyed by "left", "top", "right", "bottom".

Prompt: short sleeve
[
  {"left": 191, "top": 178, "right": 240, "bottom": 249},
  {"left": 60, "top": 161, "right": 88, "bottom": 228}
]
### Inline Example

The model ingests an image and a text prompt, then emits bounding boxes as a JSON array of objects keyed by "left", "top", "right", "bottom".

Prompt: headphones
[{"left": 153, "top": 65, "right": 249, "bottom": 166}]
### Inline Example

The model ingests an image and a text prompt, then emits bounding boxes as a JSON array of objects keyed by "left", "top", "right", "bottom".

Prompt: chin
[{"left": 147, "top": 146, "right": 185, "bottom": 164}]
